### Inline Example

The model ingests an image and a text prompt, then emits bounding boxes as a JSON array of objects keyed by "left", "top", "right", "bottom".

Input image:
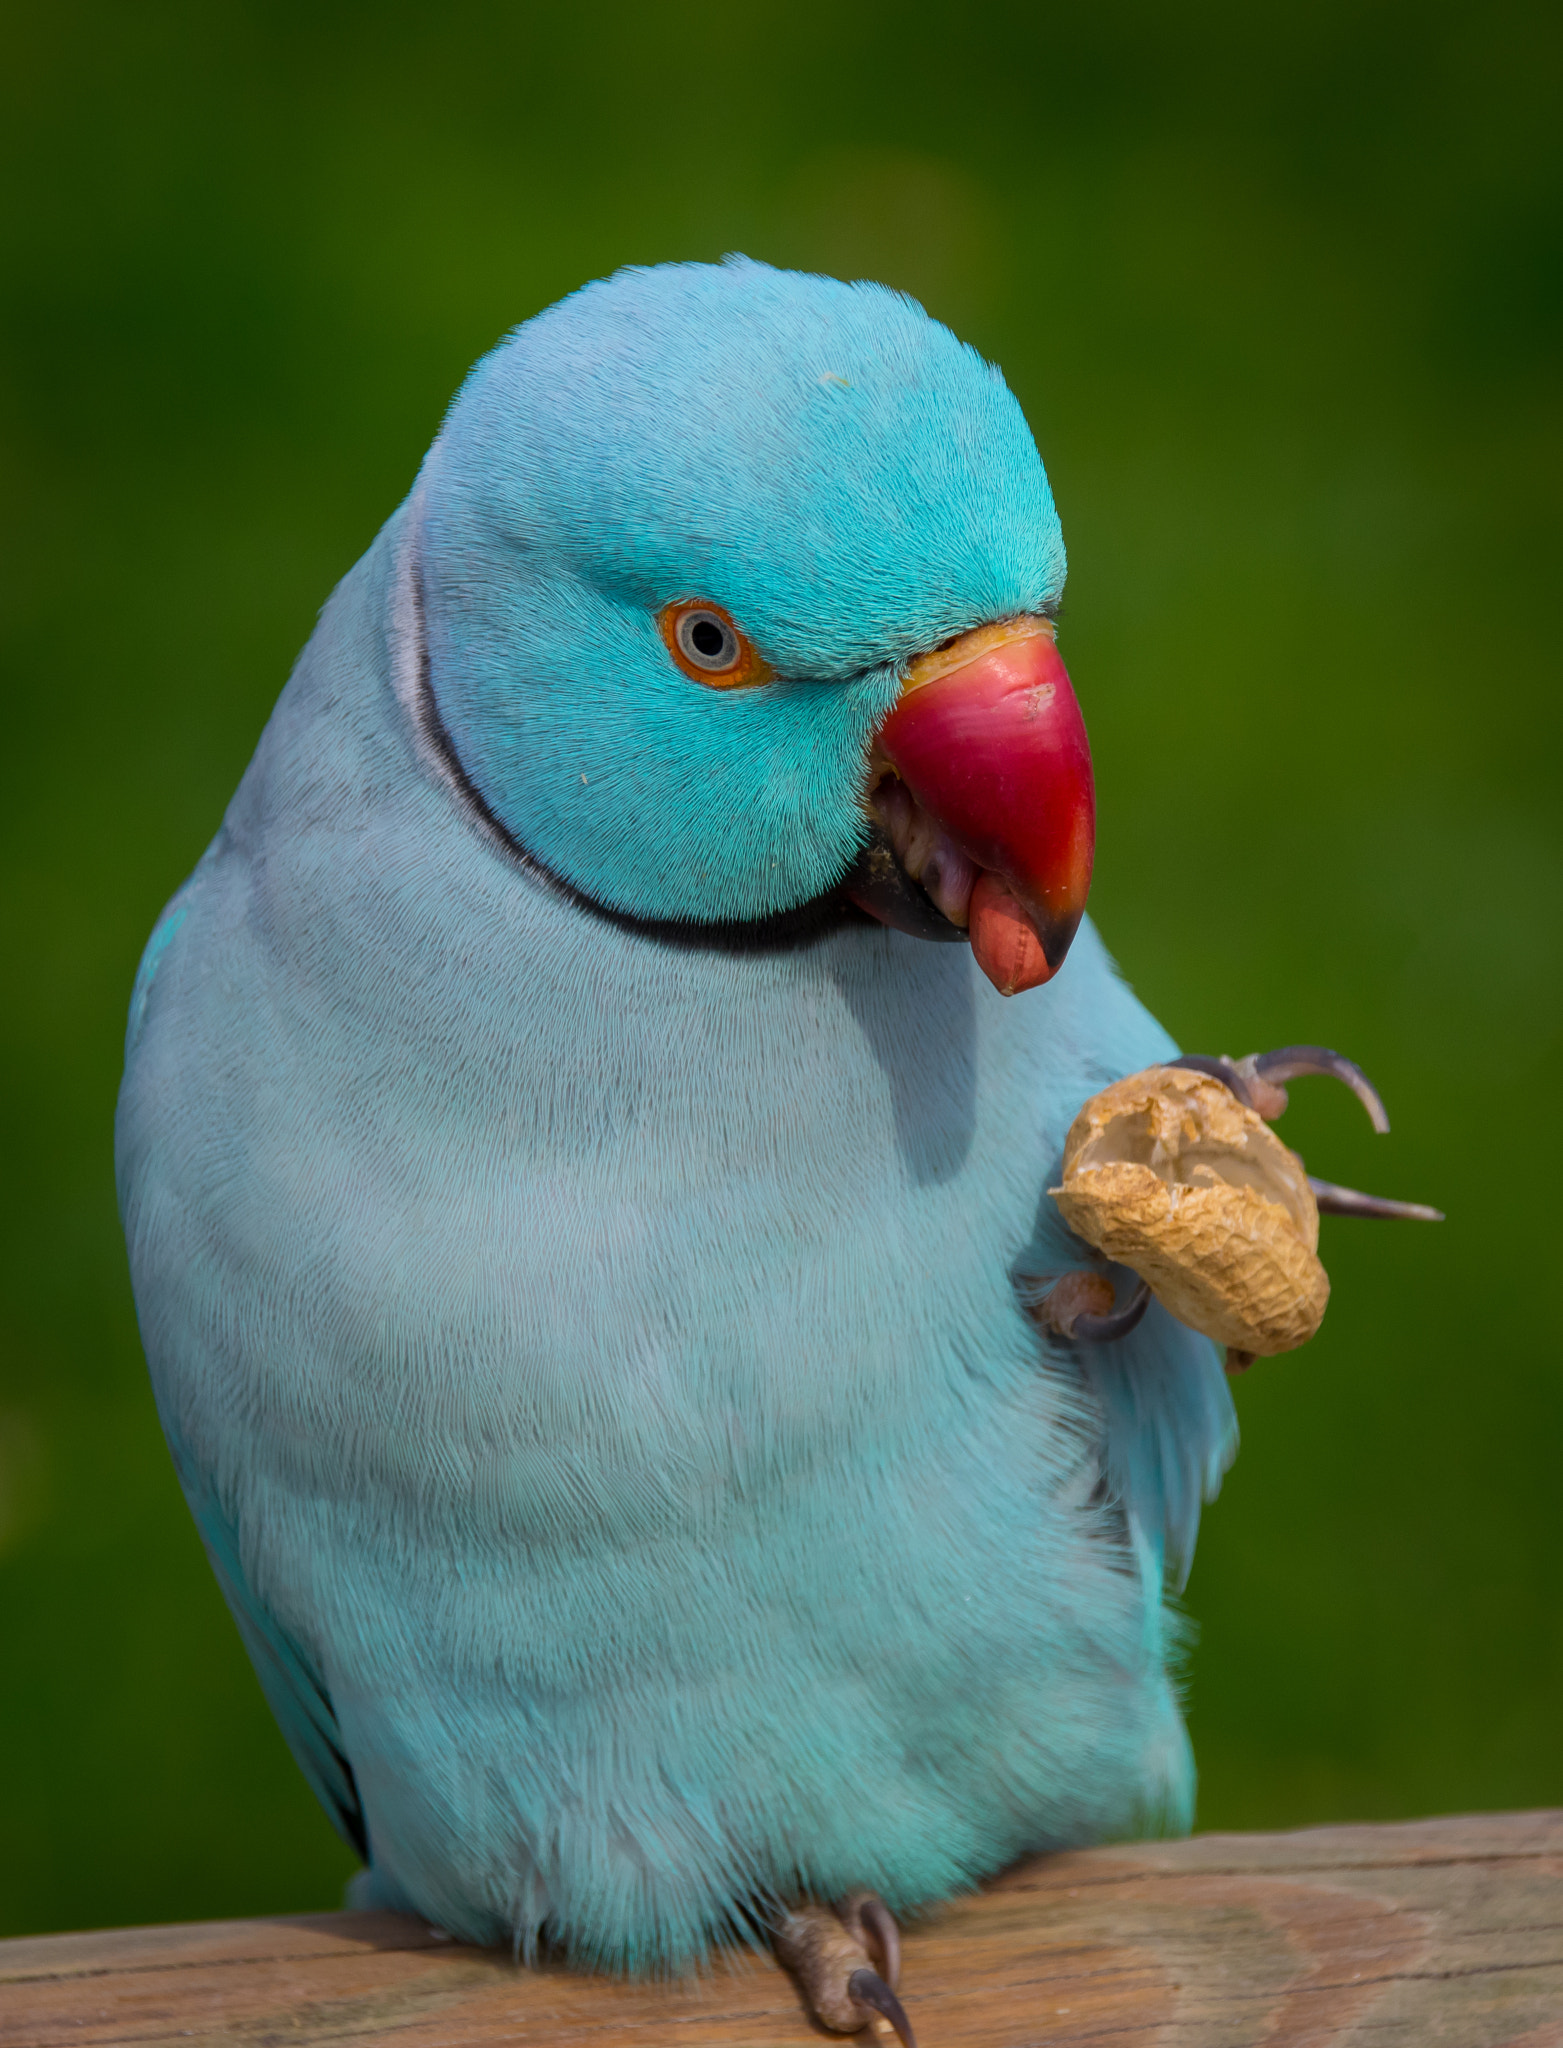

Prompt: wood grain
[{"left": 4, "top": 1811, "right": 1561, "bottom": 2046}]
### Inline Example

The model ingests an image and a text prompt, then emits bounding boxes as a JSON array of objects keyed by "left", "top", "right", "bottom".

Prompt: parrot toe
[
  {"left": 1170, "top": 1045, "right": 1445, "bottom": 1220},
  {"left": 1028, "top": 1268, "right": 1152, "bottom": 1342},
  {"left": 774, "top": 1892, "right": 915, "bottom": 2048},
  {"left": 1033, "top": 1046, "right": 1444, "bottom": 1366}
]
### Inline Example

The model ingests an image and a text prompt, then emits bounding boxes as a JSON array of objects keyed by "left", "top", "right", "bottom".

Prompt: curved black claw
[
  {"left": 1241, "top": 1045, "right": 1391, "bottom": 1133},
  {"left": 1172, "top": 1046, "right": 1390, "bottom": 1130},
  {"left": 776, "top": 1895, "right": 913, "bottom": 2043},
  {"left": 1021, "top": 1271, "right": 1152, "bottom": 1343},
  {"left": 1073, "top": 1277, "right": 1152, "bottom": 1342},
  {"left": 1309, "top": 1177, "right": 1444, "bottom": 1222},
  {"left": 1169, "top": 1047, "right": 1439, "bottom": 1222},
  {"left": 847, "top": 1968, "right": 918, "bottom": 2048},
  {"left": 851, "top": 1893, "right": 901, "bottom": 1991}
]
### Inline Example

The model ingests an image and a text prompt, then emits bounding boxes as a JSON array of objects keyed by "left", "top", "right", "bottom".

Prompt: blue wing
[
  {"left": 1082, "top": 1316, "right": 1236, "bottom": 1593},
  {"left": 165, "top": 1424, "right": 367, "bottom": 1861},
  {"left": 1015, "top": 937, "right": 1240, "bottom": 1598}
]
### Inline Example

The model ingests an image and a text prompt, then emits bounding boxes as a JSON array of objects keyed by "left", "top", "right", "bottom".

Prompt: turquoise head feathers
[{"left": 416, "top": 258, "right": 1066, "bottom": 924}]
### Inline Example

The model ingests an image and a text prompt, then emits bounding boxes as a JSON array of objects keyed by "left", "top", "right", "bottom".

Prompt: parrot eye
[
  {"left": 658, "top": 599, "right": 773, "bottom": 691},
  {"left": 681, "top": 610, "right": 737, "bottom": 667}
]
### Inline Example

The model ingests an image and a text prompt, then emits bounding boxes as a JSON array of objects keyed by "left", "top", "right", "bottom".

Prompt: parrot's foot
[
  {"left": 774, "top": 1892, "right": 915, "bottom": 2048},
  {"left": 1042, "top": 1043, "right": 1443, "bottom": 1362}
]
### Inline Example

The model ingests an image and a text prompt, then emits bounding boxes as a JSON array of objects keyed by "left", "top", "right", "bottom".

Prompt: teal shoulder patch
[{"left": 125, "top": 902, "right": 188, "bottom": 1059}]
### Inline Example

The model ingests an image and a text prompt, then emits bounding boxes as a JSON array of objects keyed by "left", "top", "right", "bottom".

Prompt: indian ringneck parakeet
[{"left": 117, "top": 259, "right": 1420, "bottom": 2040}]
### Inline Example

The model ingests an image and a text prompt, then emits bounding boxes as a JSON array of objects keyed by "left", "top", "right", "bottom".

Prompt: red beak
[{"left": 849, "top": 617, "right": 1095, "bottom": 994}]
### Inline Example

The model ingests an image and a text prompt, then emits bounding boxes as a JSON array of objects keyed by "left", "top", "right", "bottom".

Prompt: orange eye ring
[{"left": 657, "top": 599, "right": 773, "bottom": 691}]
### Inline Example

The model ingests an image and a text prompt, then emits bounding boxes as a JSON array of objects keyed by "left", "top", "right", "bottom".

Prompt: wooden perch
[{"left": 4, "top": 1810, "right": 1561, "bottom": 2045}]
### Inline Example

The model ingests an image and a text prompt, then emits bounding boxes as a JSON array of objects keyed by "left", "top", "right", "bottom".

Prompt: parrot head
[{"left": 415, "top": 256, "right": 1093, "bottom": 993}]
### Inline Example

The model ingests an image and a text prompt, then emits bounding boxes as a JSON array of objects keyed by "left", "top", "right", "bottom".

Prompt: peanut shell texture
[{"left": 1051, "top": 1064, "right": 1329, "bottom": 1356}]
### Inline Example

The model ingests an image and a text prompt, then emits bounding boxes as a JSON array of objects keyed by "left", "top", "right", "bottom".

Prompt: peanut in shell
[{"left": 1050, "top": 1065, "right": 1328, "bottom": 1356}]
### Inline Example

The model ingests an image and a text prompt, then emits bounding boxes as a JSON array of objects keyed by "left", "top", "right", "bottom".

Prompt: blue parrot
[{"left": 116, "top": 258, "right": 1243, "bottom": 2034}]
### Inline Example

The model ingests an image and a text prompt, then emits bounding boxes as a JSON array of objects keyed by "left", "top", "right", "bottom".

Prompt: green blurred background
[{"left": 2, "top": 0, "right": 1559, "bottom": 1941}]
